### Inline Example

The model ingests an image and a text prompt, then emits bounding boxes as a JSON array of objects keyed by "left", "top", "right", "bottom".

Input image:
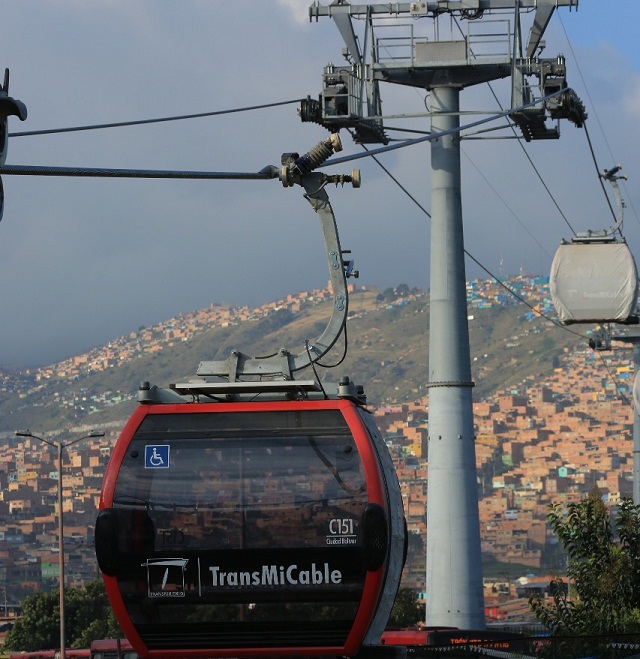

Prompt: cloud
[
  {"left": 0, "top": 1, "right": 638, "bottom": 367},
  {"left": 276, "top": 0, "right": 312, "bottom": 25},
  {"left": 622, "top": 73, "right": 640, "bottom": 121}
]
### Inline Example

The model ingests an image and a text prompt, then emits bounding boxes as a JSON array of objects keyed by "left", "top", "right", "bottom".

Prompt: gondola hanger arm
[
  {"left": 574, "top": 165, "right": 627, "bottom": 242},
  {"left": 196, "top": 134, "right": 362, "bottom": 383}
]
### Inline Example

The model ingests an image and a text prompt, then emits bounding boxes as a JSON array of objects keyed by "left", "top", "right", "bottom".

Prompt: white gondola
[
  {"left": 550, "top": 239, "right": 638, "bottom": 325},
  {"left": 550, "top": 166, "right": 639, "bottom": 325}
]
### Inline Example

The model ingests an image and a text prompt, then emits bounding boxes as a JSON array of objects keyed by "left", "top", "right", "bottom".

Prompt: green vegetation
[
  {"left": 4, "top": 580, "right": 121, "bottom": 651},
  {"left": 3, "top": 581, "right": 421, "bottom": 649},
  {"left": 529, "top": 488, "right": 640, "bottom": 635},
  {"left": 482, "top": 560, "right": 539, "bottom": 579},
  {"left": 387, "top": 588, "right": 423, "bottom": 628}
]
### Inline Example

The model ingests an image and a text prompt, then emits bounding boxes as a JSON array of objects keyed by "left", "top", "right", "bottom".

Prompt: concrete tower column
[{"left": 425, "top": 85, "right": 485, "bottom": 629}]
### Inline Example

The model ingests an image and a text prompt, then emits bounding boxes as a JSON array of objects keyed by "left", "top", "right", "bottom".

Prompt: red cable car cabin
[{"left": 95, "top": 384, "right": 406, "bottom": 659}]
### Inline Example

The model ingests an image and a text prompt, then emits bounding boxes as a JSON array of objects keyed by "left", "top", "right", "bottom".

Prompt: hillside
[
  {"left": 0, "top": 278, "right": 577, "bottom": 435},
  {"left": 1, "top": 278, "right": 627, "bottom": 610}
]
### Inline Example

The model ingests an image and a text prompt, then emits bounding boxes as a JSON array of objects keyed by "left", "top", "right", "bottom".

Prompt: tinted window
[{"left": 110, "top": 410, "right": 371, "bottom": 649}]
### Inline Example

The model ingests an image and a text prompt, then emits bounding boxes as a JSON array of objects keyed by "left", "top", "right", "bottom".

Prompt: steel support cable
[
  {"left": 0, "top": 84, "right": 594, "bottom": 343},
  {"left": 8, "top": 99, "right": 305, "bottom": 138},
  {"left": 357, "top": 129, "right": 589, "bottom": 341},
  {"left": 583, "top": 120, "right": 620, "bottom": 231},
  {"left": 321, "top": 86, "right": 572, "bottom": 167},
  {"left": 558, "top": 13, "right": 638, "bottom": 232},
  {"left": 482, "top": 80, "right": 578, "bottom": 237},
  {"left": 510, "top": 131, "right": 578, "bottom": 237},
  {"left": 451, "top": 11, "right": 577, "bottom": 237},
  {"left": 595, "top": 348, "right": 630, "bottom": 403},
  {"left": 0, "top": 164, "right": 280, "bottom": 180},
  {"left": 368, "top": 127, "right": 605, "bottom": 377},
  {"left": 461, "top": 148, "right": 554, "bottom": 260},
  {"left": 558, "top": 15, "right": 616, "bottom": 165},
  {"left": 353, "top": 135, "right": 430, "bottom": 216},
  {"left": 0, "top": 90, "right": 567, "bottom": 182},
  {"left": 463, "top": 250, "right": 587, "bottom": 339}
]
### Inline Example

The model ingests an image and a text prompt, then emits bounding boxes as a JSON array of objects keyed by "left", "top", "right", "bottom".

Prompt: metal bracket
[
  {"left": 510, "top": 55, "right": 586, "bottom": 142},
  {"left": 574, "top": 165, "right": 627, "bottom": 242},
  {"left": 134, "top": 136, "right": 365, "bottom": 402},
  {"left": 194, "top": 135, "right": 361, "bottom": 381},
  {"left": 588, "top": 326, "right": 612, "bottom": 352}
]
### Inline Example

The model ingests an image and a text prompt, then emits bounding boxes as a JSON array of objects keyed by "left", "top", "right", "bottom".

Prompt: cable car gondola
[
  {"left": 550, "top": 166, "right": 638, "bottom": 326},
  {"left": 95, "top": 136, "right": 407, "bottom": 659},
  {"left": 550, "top": 239, "right": 638, "bottom": 325},
  {"left": 95, "top": 383, "right": 405, "bottom": 658}
]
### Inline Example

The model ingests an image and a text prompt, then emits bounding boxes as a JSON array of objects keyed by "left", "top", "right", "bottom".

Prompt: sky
[{"left": 0, "top": 0, "right": 638, "bottom": 368}]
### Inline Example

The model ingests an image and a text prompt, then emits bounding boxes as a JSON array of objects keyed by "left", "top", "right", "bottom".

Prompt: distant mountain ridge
[{"left": 0, "top": 276, "right": 574, "bottom": 435}]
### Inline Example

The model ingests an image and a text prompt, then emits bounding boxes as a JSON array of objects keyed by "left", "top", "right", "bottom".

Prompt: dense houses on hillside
[
  {"left": 382, "top": 341, "right": 635, "bottom": 620},
  {"left": 0, "top": 274, "right": 636, "bottom": 622},
  {"left": 0, "top": 436, "right": 107, "bottom": 596},
  {"left": 0, "top": 285, "right": 339, "bottom": 410},
  {"left": 2, "top": 274, "right": 553, "bottom": 411}
]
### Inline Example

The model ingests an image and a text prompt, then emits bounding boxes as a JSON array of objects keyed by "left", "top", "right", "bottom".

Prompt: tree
[
  {"left": 4, "top": 580, "right": 121, "bottom": 651},
  {"left": 4, "top": 589, "right": 60, "bottom": 651},
  {"left": 377, "top": 287, "right": 396, "bottom": 303},
  {"left": 66, "top": 580, "right": 122, "bottom": 648},
  {"left": 395, "top": 284, "right": 411, "bottom": 298},
  {"left": 387, "top": 588, "right": 423, "bottom": 628},
  {"left": 257, "top": 308, "right": 294, "bottom": 333},
  {"left": 529, "top": 488, "right": 640, "bottom": 635}
]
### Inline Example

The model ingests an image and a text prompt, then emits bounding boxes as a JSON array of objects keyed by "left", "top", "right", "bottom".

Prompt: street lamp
[{"left": 15, "top": 429, "right": 105, "bottom": 659}]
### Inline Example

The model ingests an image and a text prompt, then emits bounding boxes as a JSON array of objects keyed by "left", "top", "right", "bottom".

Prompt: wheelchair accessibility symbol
[{"left": 145, "top": 445, "right": 170, "bottom": 469}]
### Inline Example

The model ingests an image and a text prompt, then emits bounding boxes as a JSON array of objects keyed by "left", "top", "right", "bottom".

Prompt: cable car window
[
  {"left": 135, "top": 408, "right": 349, "bottom": 433},
  {"left": 104, "top": 410, "right": 372, "bottom": 650}
]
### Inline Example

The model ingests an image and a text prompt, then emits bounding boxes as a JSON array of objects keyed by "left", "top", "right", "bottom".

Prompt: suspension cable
[{"left": 8, "top": 99, "right": 304, "bottom": 138}]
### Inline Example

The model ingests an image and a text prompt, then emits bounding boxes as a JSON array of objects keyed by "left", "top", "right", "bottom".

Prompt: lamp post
[{"left": 15, "top": 429, "right": 105, "bottom": 659}]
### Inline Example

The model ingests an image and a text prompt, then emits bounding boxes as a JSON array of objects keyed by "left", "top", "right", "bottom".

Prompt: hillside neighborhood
[{"left": 0, "top": 274, "right": 636, "bottom": 624}]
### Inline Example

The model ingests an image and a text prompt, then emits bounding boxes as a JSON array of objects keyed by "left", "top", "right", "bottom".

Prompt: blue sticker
[{"left": 145, "top": 444, "right": 170, "bottom": 469}]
